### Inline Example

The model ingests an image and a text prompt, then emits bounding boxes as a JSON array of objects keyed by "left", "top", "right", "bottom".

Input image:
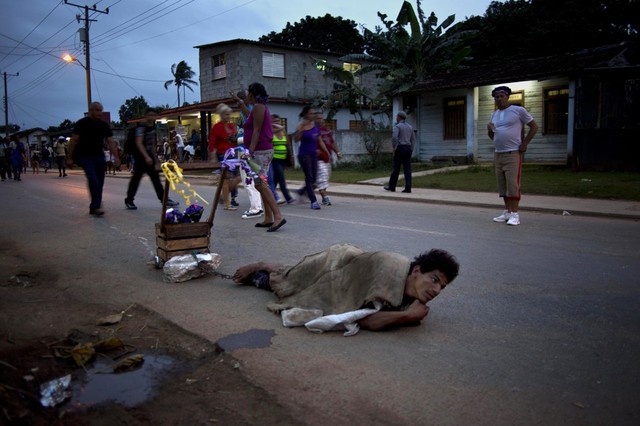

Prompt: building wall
[
  {"left": 198, "top": 41, "right": 382, "bottom": 132},
  {"left": 415, "top": 77, "right": 570, "bottom": 163},
  {"left": 476, "top": 77, "right": 569, "bottom": 163},
  {"left": 417, "top": 88, "right": 469, "bottom": 161}
]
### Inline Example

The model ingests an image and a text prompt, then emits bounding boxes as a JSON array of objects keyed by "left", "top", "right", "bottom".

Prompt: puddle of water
[
  {"left": 216, "top": 329, "right": 276, "bottom": 352},
  {"left": 66, "top": 353, "right": 174, "bottom": 410}
]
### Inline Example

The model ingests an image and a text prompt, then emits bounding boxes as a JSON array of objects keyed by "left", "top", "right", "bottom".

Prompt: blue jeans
[
  {"left": 77, "top": 156, "right": 106, "bottom": 210},
  {"left": 269, "top": 158, "right": 293, "bottom": 202},
  {"left": 297, "top": 153, "right": 318, "bottom": 203}
]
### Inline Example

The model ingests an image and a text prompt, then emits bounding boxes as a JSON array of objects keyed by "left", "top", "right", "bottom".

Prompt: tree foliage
[
  {"left": 46, "top": 119, "right": 74, "bottom": 134},
  {"left": 316, "top": 0, "right": 471, "bottom": 123},
  {"left": 118, "top": 96, "right": 150, "bottom": 124},
  {"left": 164, "top": 61, "right": 198, "bottom": 107},
  {"left": 0, "top": 124, "right": 20, "bottom": 134},
  {"left": 259, "top": 14, "right": 365, "bottom": 54},
  {"left": 450, "top": 0, "right": 639, "bottom": 65}
]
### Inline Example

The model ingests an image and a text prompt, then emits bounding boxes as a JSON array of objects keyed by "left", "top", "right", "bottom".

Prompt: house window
[
  {"left": 343, "top": 62, "right": 361, "bottom": 84},
  {"left": 212, "top": 53, "right": 226, "bottom": 80},
  {"left": 263, "top": 52, "right": 285, "bottom": 78},
  {"left": 315, "top": 59, "right": 327, "bottom": 71},
  {"left": 444, "top": 97, "right": 466, "bottom": 140},
  {"left": 323, "top": 119, "right": 337, "bottom": 130},
  {"left": 349, "top": 120, "right": 364, "bottom": 130},
  {"left": 544, "top": 87, "right": 569, "bottom": 134}
]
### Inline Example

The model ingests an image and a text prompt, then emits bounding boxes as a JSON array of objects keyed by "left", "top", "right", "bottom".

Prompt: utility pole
[
  {"left": 3, "top": 71, "right": 19, "bottom": 139},
  {"left": 64, "top": 1, "right": 109, "bottom": 113}
]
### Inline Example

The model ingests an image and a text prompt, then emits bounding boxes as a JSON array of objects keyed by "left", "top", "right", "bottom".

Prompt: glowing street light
[{"left": 62, "top": 53, "right": 91, "bottom": 112}]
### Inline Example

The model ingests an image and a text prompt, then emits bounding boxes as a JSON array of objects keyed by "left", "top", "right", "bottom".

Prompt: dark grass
[{"left": 187, "top": 163, "right": 640, "bottom": 201}]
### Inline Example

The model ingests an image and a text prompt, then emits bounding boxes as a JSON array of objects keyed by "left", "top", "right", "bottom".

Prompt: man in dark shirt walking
[
  {"left": 385, "top": 111, "right": 416, "bottom": 193},
  {"left": 67, "top": 102, "right": 120, "bottom": 216},
  {"left": 124, "top": 108, "right": 179, "bottom": 210}
]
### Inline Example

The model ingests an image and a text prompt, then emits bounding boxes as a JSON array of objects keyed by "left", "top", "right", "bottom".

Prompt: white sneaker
[
  {"left": 506, "top": 212, "right": 520, "bottom": 226},
  {"left": 241, "top": 210, "right": 264, "bottom": 219},
  {"left": 493, "top": 210, "right": 511, "bottom": 223}
]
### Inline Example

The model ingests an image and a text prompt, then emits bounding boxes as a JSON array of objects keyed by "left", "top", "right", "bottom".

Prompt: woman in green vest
[{"left": 269, "top": 114, "right": 295, "bottom": 204}]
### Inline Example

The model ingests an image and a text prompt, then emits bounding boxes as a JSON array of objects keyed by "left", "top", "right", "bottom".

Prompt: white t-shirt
[
  {"left": 175, "top": 134, "right": 184, "bottom": 148},
  {"left": 490, "top": 105, "right": 533, "bottom": 152}
]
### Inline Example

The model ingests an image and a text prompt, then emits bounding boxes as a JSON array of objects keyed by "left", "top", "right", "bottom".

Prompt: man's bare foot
[{"left": 232, "top": 263, "right": 262, "bottom": 284}]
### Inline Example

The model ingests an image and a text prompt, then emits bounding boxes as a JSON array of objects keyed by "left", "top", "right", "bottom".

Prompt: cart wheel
[{"left": 154, "top": 256, "right": 163, "bottom": 269}]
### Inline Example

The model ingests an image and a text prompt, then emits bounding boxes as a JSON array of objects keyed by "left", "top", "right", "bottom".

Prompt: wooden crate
[
  {"left": 155, "top": 222, "right": 211, "bottom": 261},
  {"left": 155, "top": 166, "right": 227, "bottom": 263}
]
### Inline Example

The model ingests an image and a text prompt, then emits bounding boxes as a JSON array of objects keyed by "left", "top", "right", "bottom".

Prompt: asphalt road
[{"left": 1, "top": 171, "right": 639, "bottom": 425}]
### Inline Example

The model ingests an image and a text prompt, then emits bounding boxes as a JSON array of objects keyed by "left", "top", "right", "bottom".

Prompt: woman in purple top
[
  {"left": 293, "top": 106, "right": 321, "bottom": 209},
  {"left": 244, "top": 82, "right": 286, "bottom": 232}
]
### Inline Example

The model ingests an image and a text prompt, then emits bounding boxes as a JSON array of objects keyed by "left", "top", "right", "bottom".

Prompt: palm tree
[{"left": 164, "top": 61, "right": 198, "bottom": 107}]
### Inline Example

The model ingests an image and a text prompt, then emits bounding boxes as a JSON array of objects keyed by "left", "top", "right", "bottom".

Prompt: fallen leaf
[
  {"left": 112, "top": 354, "right": 144, "bottom": 372},
  {"left": 96, "top": 313, "right": 123, "bottom": 326},
  {"left": 71, "top": 343, "right": 95, "bottom": 367},
  {"left": 94, "top": 336, "right": 124, "bottom": 352}
]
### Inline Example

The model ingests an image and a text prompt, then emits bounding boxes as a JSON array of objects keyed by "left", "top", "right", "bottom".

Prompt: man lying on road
[{"left": 232, "top": 244, "right": 459, "bottom": 335}]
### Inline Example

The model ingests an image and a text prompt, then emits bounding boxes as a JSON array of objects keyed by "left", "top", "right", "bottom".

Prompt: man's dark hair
[
  {"left": 409, "top": 249, "right": 460, "bottom": 283},
  {"left": 491, "top": 86, "right": 512, "bottom": 97}
]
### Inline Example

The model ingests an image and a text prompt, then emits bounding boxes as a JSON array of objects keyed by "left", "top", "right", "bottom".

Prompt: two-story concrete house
[{"left": 195, "top": 38, "right": 386, "bottom": 132}]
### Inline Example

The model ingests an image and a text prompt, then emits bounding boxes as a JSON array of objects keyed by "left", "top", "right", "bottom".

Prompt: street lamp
[{"left": 63, "top": 53, "right": 91, "bottom": 112}]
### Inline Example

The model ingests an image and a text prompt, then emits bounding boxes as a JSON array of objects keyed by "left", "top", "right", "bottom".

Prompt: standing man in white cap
[
  {"left": 487, "top": 85, "right": 538, "bottom": 226},
  {"left": 384, "top": 110, "right": 415, "bottom": 193}
]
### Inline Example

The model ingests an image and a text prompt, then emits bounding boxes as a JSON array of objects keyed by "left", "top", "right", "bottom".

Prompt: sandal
[
  {"left": 224, "top": 206, "right": 238, "bottom": 211},
  {"left": 267, "top": 218, "right": 287, "bottom": 232},
  {"left": 255, "top": 222, "right": 274, "bottom": 228}
]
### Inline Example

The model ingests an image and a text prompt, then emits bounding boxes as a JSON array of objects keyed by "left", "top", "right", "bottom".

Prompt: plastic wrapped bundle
[{"left": 163, "top": 252, "right": 222, "bottom": 283}]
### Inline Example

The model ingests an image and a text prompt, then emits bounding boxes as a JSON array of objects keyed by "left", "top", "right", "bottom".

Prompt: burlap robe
[{"left": 267, "top": 244, "right": 410, "bottom": 315}]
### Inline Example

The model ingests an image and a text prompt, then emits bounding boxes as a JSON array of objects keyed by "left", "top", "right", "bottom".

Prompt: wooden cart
[{"left": 154, "top": 169, "right": 227, "bottom": 267}]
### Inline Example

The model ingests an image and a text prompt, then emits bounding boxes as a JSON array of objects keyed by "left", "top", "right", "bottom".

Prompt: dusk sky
[{"left": 1, "top": 0, "right": 492, "bottom": 130}]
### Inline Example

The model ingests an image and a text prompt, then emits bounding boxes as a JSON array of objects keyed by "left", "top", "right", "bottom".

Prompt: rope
[{"left": 160, "top": 160, "right": 209, "bottom": 206}]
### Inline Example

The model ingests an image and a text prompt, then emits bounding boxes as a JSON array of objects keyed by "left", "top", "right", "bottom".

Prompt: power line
[
  {"left": 94, "top": 0, "right": 257, "bottom": 52},
  {"left": 91, "top": 0, "right": 197, "bottom": 49},
  {"left": 0, "top": 0, "right": 63, "bottom": 66}
]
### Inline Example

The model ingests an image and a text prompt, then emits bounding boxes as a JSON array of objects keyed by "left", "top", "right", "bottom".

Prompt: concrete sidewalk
[
  {"left": 291, "top": 164, "right": 640, "bottom": 220},
  {"left": 320, "top": 181, "right": 640, "bottom": 220},
  {"left": 84, "top": 168, "right": 640, "bottom": 221}
]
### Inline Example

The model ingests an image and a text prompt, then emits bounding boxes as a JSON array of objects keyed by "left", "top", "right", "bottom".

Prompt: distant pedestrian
[
  {"left": 190, "top": 129, "right": 200, "bottom": 150},
  {"left": 104, "top": 148, "right": 116, "bottom": 175},
  {"left": 487, "top": 85, "right": 538, "bottom": 226},
  {"left": 0, "top": 138, "right": 11, "bottom": 181},
  {"left": 315, "top": 111, "right": 342, "bottom": 206},
  {"left": 162, "top": 137, "right": 171, "bottom": 161},
  {"left": 293, "top": 105, "right": 321, "bottom": 210},
  {"left": 124, "top": 108, "right": 179, "bottom": 211},
  {"left": 10, "top": 137, "right": 25, "bottom": 181},
  {"left": 268, "top": 114, "right": 295, "bottom": 205},
  {"left": 384, "top": 111, "right": 415, "bottom": 193},
  {"left": 41, "top": 144, "right": 51, "bottom": 173},
  {"left": 173, "top": 130, "right": 185, "bottom": 162},
  {"left": 31, "top": 150, "right": 40, "bottom": 174},
  {"left": 67, "top": 102, "right": 121, "bottom": 215},
  {"left": 54, "top": 136, "right": 68, "bottom": 177}
]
